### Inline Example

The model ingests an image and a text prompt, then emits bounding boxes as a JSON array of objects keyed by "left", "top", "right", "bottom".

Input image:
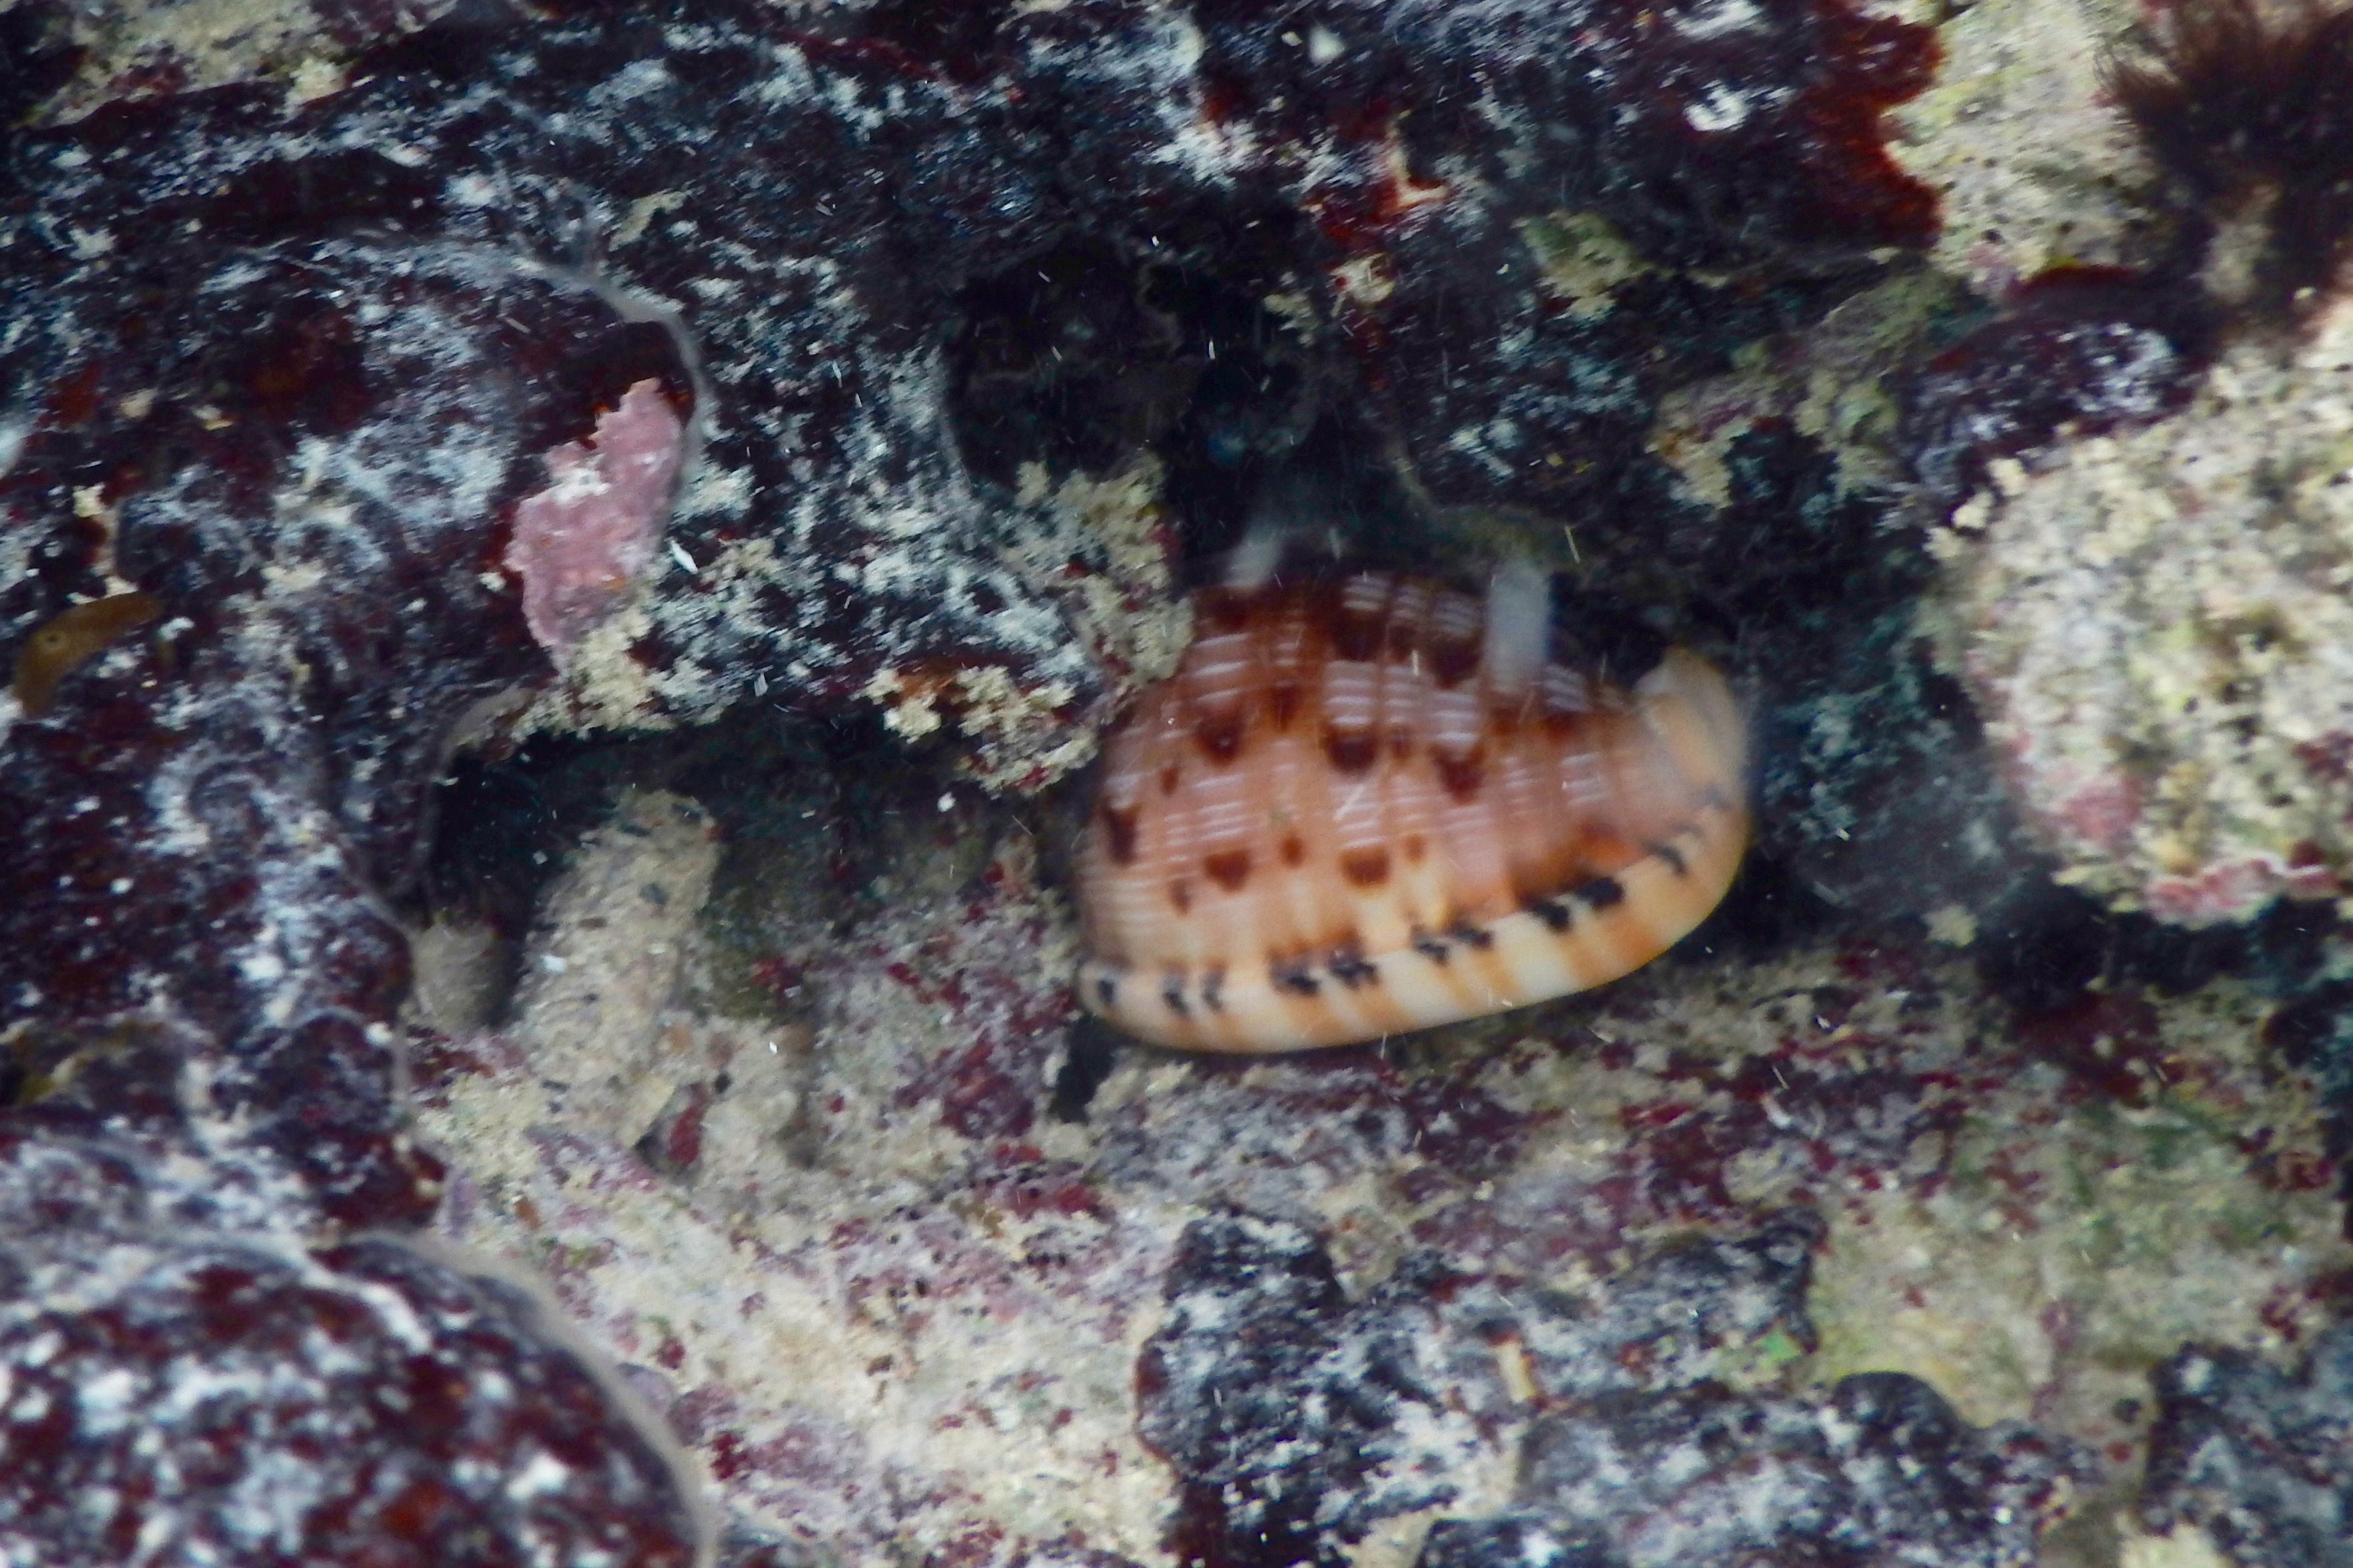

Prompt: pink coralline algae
[{"left": 505, "top": 378, "right": 686, "bottom": 671}]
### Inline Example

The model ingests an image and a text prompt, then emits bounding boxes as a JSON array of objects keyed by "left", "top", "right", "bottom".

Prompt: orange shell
[{"left": 1074, "top": 569, "right": 1748, "bottom": 1050}]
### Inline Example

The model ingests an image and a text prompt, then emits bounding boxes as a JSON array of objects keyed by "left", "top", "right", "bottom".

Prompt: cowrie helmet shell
[{"left": 1074, "top": 565, "right": 1750, "bottom": 1051}]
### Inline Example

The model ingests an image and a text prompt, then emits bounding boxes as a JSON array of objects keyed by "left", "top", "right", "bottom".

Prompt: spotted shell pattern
[{"left": 1074, "top": 568, "right": 1750, "bottom": 1050}]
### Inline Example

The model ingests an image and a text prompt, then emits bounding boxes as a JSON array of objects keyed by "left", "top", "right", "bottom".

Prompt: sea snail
[{"left": 1074, "top": 561, "right": 1749, "bottom": 1051}]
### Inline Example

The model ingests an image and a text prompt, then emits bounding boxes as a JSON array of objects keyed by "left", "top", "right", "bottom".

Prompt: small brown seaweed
[
  {"left": 13, "top": 592, "right": 160, "bottom": 716},
  {"left": 2109, "top": 0, "right": 2353, "bottom": 314}
]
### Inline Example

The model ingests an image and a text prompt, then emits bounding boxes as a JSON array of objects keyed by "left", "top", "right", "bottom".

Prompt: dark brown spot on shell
[
  {"left": 1160, "top": 765, "right": 1181, "bottom": 795},
  {"left": 1094, "top": 975, "right": 1118, "bottom": 1008},
  {"left": 1448, "top": 919, "right": 1494, "bottom": 949},
  {"left": 1101, "top": 804, "right": 1140, "bottom": 864},
  {"left": 1413, "top": 931, "right": 1450, "bottom": 963},
  {"left": 1323, "top": 726, "right": 1378, "bottom": 773},
  {"left": 1575, "top": 876, "right": 1626, "bottom": 910},
  {"left": 1197, "top": 587, "right": 1251, "bottom": 633},
  {"left": 1328, "top": 943, "right": 1377, "bottom": 987},
  {"left": 1162, "top": 977, "right": 1190, "bottom": 1017},
  {"left": 1388, "top": 730, "right": 1413, "bottom": 759},
  {"left": 1269, "top": 682, "right": 1302, "bottom": 728},
  {"left": 1508, "top": 860, "right": 1564, "bottom": 912},
  {"left": 1529, "top": 898, "right": 1572, "bottom": 931},
  {"left": 1652, "top": 840, "right": 1688, "bottom": 876},
  {"left": 1385, "top": 620, "right": 1417, "bottom": 658},
  {"left": 1280, "top": 834, "right": 1306, "bottom": 868},
  {"left": 1203, "top": 848, "right": 1252, "bottom": 892},
  {"left": 1428, "top": 637, "right": 1481, "bottom": 687},
  {"left": 1170, "top": 879, "right": 1193, "bottom": 913},
  {"left": 1331, "top": 610, "right": 1381, "bottom": 662},
  {"left": 14, "top": 591, "right": 161, "bottom": 717},
  {"left": 1402, "top": 835, "right": 1427, "bottom": 864},
  {"left": 1340, "top": 847, "right": 1390, "bottom": 887},
  {"left": 1435, "top": 748, "right": 1485, "bottom": 800},
  {"left": 1195, "top": 710, "right": 1245, "bottom": 763},
  {"left": 1201, "top": 967, "right": 1226, "bottom": 1013}
]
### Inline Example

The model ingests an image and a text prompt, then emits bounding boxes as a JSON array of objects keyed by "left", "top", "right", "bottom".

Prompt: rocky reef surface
[{"left": 4, "top": 0, "right": 2353, "bottom": 1565}]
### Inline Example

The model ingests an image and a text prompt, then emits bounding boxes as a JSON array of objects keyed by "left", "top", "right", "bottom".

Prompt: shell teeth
[{"left": 1076, "top": 572, "right": 1750, "bottom": 1051}]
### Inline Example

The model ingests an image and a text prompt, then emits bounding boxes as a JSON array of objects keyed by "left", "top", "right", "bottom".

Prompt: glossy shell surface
[{"left": 1075, "top": 569, "right": 1750, "bottom": 1050}]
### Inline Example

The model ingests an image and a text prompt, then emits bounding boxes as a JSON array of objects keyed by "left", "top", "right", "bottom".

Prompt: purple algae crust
[
  {"left": 0, "top": 0, "right": 1954, "bottom": 1253},
  {"left": 0, "top": 1119, "right": 703, "bottom": 1567},
  {"left": 1136, "top": 1208, "right": 1469, "bottom": 1568},
  {"left": 0, "top": 0, "right": 1954, "bottom": 1192},
  {"left": 1899, "top": 266, "right": 2220, "bottom": 515}
]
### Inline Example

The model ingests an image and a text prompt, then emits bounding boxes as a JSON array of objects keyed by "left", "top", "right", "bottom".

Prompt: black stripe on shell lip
[{"left": 1573, "top": 876, "right": 1625, "bottom": 910}]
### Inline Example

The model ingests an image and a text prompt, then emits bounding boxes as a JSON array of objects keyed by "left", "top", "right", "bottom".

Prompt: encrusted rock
[
  {"left": 1422, "top": 1372, "right": 2087, "bottom": 1568},
  {"left": 1927, "top": 294, "right": 2353, "bottom": 927},
  {"left": 1138, "top": 1207, "right": 2085, "bottom": 1568},
  {"left": 0, "top": 1118, "right": 703, "bottom": 1567},
  {"left": 2143, "top": 1318, "right": 2353, "bottom": 1568}
]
